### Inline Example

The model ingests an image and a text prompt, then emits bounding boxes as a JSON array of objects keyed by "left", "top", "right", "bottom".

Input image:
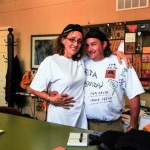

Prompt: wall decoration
[
  {"left": 138, "top": 23, "right": 150, "bottom": 31},
  {"left": 143, "top": 36, "right": 150, "bottom": 47},
  {"left": 31, "top": 34, "right": 58, "bottom": 69},
  {"left": 141, "top": 70, "right": 150, "bottom": 78},
  {"left": 110, "top": 25, "right": 125, "bottom": 39},
  {"left": 125, "top": 43, "right": 135, "bottom": 53},
  {"left": 143, "top": 47, "right": 150, "bottom": 53},
  {"left": 142, "top": 54, "right": 150, "bottom": 62},
  {"left": 126, "top": 24, "right": 137, "bottom": 32},
  {"left": 142, "top": 63, "right": 150, "bottom": 70},
  {"left": 125, "top": 33, "right": 136, "bottom": 43}
]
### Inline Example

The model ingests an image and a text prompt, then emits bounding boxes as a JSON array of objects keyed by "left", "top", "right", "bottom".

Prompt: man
[{"left": 84, "top": 30, "right": 144, "bottom": 132}]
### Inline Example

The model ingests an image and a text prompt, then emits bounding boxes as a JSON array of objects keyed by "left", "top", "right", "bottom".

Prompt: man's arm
[{"left": 127, "top": 95, "right": 141, "bottom": 131}]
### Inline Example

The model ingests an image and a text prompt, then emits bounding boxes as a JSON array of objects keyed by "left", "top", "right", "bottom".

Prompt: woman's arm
[
  {"left": 113, "top": 51, "right": 132, "bottom": 68},
  {"left": 29, "top": 88, "right": 75, "bottom": 109}
]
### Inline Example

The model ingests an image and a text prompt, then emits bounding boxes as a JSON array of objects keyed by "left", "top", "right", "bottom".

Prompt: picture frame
[
  {"left": 125, "top": 42, "right": 135, "bottom": 53},
  {"left": 31, "top": 34, "right": 58, "bottom": 69},
  {"left": 125, "top": 33, "right": 136, "bottom": 43},
  {"left": 110, "top": 25, "right": 125, "bottom": 39},
  {"left": 142, "top": 54, "right": 150, "bottom": 62}
]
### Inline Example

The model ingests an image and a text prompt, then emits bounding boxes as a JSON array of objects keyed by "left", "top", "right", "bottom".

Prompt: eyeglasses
[{"left": 66, "top": 38, "right": 83, "bottom": 45}]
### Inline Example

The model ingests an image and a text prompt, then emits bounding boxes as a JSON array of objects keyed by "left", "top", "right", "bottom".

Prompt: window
[{"left": 116, "top": 0, "right": 149, "bottom": 11}]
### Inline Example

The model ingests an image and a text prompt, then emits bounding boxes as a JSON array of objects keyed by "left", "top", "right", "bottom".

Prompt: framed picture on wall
[
  {"left": 142, "top": 54, "right": 150, "bottom": 62},
  {"left": 31, "top": 34, "right": 58, "bottom": 69},
  {"left": 125, "top": 33, "right": 136, "bottom": 43},
  {"left": 125, "top": 42, "right": 135, "bottom": 53}
]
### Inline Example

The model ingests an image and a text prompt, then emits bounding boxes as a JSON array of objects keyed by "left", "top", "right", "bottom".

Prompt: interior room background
[{"left": 0, "top": 0, "right": 150, "bottom": 119}]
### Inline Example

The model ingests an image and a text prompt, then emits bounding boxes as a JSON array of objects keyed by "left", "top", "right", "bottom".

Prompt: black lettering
[
  {"left": 85, "top": 69, "right": 97, "bottom": 79},
  {"left": 92, "top": 72, "right": 97, "bottom": 79}
]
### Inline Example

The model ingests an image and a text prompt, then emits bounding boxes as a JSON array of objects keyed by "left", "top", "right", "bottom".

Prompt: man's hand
[{"left": 50, "top": 91, "right": 75, "bottom": 109}]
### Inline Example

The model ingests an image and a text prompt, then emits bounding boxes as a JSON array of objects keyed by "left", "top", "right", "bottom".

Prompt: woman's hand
[
  {"left": 30, "top": 88, "right": 75, "bottom": 109},
  {"left": 113, "top": 51, "right": 132, "bottom": 69},
  {"left": 50, "top": 92, "right": 75, "bottom": 109}
]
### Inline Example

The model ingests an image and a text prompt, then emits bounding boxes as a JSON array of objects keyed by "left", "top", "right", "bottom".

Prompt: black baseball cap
[
  {"left": 62, "top": 24, "right": 83, "bottom": 35},
  {"left": 85, "top": 30, "right": 107, "bottom": 42}
]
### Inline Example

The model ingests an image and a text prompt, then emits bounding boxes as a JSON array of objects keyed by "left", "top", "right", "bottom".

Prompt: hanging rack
[{"left": 4, "top": 28, "right": 18, "bottom": 107}]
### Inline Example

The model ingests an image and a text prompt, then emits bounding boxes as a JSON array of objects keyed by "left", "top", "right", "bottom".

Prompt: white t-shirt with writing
[
  {"left": 84, "top": 55, "right": 144, "bottom": 121},
  {"left": 30, "top": 54, "right": 87, "bottom": 129}
]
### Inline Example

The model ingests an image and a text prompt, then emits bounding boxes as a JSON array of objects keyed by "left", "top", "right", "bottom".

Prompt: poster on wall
[{"left": 31, "top": 34, "right": 58, "bottom": 69}]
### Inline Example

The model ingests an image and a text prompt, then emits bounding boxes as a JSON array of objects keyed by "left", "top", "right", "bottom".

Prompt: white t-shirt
[
  {"left": 30, "top": 54, "right": 87, "bottom": 129},
  {"left": 84, "top": 55, "right": 144, "bottom": 121}
]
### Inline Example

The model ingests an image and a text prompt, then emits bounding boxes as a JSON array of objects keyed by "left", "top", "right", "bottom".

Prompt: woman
[
  {"left": 30, "top": 24, "right": 88, "bottom": 129},
  {"left": 30, "top": 24, "right": 129, "bottom": 129}
]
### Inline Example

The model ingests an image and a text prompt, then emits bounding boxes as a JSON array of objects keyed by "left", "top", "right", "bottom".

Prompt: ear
[
  {"left": 61, "top": 37, "right": 65, "bottom": 45},
  {"left": 102, "top": 41, "right": 107, "bottom": 49}
]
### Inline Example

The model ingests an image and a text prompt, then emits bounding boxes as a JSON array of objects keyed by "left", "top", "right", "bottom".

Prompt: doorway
[{"left": 0, "top": 27, "right": 9, "bottom": 106}]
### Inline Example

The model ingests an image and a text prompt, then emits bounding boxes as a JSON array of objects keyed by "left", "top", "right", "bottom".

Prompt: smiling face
[
  {"left": 85, "top": 38, "right": 107, "bottom": 62},
  {"left": 61, "top": 31, "right": 83, "bottom": 59}
]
